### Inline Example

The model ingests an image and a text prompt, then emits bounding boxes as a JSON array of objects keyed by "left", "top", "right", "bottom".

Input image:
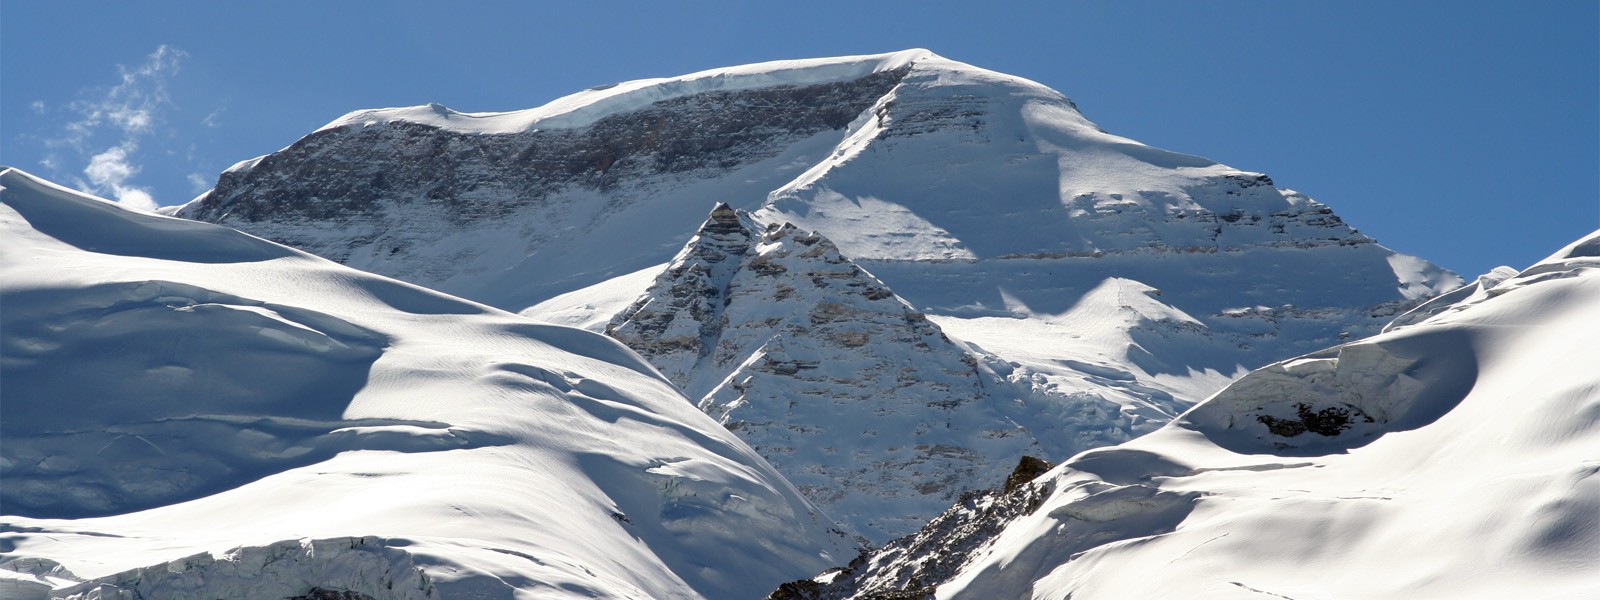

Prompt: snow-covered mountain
[
  {"left": 173, "top": 49, "right": 1455, "bottom": 331},
  {"left": 0, "top": 167, "right": 853, "bottom": 599},
  {"left": 171, "top": 50, "right": 1460, "bottom": 541},
  {"left": 781, "top": 230, "right": 1600, "bottom": 599}
]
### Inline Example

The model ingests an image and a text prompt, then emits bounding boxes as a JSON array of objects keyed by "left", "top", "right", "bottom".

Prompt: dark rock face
[
  {"left": 184, "top": 68, "right": 910, "bottom": 231},
  {"left": 1257, "top": 401, "right": 1375, "bottom": 437},
  {"left": 287, "top": 588, "right": 379, "bottom": 600},
  {"left": 767, "top": 459, "right": 1057, "bottom": 600},
  {"left": 604, "top": 203, "right": 754, "bottom": 389},
  {"left": 1002, "top": 455, "right": 1055, "bottom": 494}
]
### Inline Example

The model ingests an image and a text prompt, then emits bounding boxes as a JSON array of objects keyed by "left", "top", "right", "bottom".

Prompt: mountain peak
[
  {"left": 700, "top": 201, "right": 745, "bottom": 236},
  {"left": 609, "top": 205, "right": 1043, "bottom": 542}
]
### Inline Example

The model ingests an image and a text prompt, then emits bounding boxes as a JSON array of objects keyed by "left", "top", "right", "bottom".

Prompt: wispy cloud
[
  {"left": 39, "top": 45, "right": 187, "bottom": 209},
  {"left": 186, "top": 172, "right": 212, "bottom": 194},
  {"left": 83, "top": 142, "right": 157, "bottom": 210}
]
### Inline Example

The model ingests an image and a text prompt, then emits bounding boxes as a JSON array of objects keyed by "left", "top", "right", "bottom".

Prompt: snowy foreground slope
[
  {"left": 783, "top": 231, "right": 1600, "bottom": 600},
  {"left": 0, "top": 167, "right": 853, "bottom": 599}
]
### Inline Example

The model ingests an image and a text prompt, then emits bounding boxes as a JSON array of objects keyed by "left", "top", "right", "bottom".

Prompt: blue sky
[{"left": 2, "top": 1, "right": 1594, "bottom": 278}]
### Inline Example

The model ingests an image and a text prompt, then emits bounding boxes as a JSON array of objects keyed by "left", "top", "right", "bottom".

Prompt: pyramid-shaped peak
[{"left": 698, "top": 202, "right": 747, "bottom": 237}]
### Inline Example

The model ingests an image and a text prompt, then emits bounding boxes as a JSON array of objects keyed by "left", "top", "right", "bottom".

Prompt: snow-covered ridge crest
[{"left": 318, "top": 49, "right": 977, "bottom": 134}]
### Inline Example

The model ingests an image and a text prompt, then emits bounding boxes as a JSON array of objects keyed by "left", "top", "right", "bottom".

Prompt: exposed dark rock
[
  {"left": 1002, "top": 455, "right": 1054, "bottom": 494},
  {"left": 767, "top": 466, "right": 1055, "bottom": 599},
  {"left": 286, "top": 589, "right": 378, "bottom": 600},
  {"left": 1257, "top": 401, "right": 1375, "bottom": 437},
  {"left": 185, "top": 68, "right": 911, "bottom": 230}
]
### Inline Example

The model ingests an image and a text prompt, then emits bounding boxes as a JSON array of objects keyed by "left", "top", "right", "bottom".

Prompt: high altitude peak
[{"left": 697, "top": 202, "right": 751, "bottom": 239}]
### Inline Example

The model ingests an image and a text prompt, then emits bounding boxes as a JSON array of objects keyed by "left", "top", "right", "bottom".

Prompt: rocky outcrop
[{"left": 766, "top": 457, "right": 1061, "bottom": 600}]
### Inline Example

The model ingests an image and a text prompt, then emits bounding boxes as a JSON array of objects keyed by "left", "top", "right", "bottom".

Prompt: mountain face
[
  {"left": 173, "top": 48, "right": 1455, "bottom": 313},
  {"left": 0, "top": 167, "right": 852, "bottom": 600},
  {"left": 172, "top": 50, "right": 1459, "bottom": 540},
  {"left": 174, "top": 56, "right": 925, "bottom": 311},
  {"left": 781, "top": 230, "right": 1600, "bottom": 599}
]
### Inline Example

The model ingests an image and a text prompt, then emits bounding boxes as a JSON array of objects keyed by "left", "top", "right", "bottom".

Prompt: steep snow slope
[
  {"left": 788, "top": 231, "right": 1600, "bottom": 599},
  {"left": 0, "top": 167, "right": 852, "bottom": 599}
]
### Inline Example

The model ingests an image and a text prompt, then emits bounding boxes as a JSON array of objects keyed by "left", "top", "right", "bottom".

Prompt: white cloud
[
  {"left": 82, "top": 142, "right": 157, "bottom": 211},
  {"left": 202, "top": 110, "right": 222, "bottom": 128},
  {"left": 53, "top": 45, "right": 186, "bottom": 150},
  {"left": 37, "top": 45, "right": 188, "bottom": 209},
  {"left": 187, "top": 172, "right": 212, "bottom": 193},
  {"left": 31, "top": 100, "right": 46, "bottom": 113}
]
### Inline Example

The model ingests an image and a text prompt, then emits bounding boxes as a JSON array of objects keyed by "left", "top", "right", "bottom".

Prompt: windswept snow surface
[
  {"left": 805, "top": 231, "right": 1600, "bottom": 599},
  {"left": 0, "top": 167, "right": 852, "bottom": 599}
]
